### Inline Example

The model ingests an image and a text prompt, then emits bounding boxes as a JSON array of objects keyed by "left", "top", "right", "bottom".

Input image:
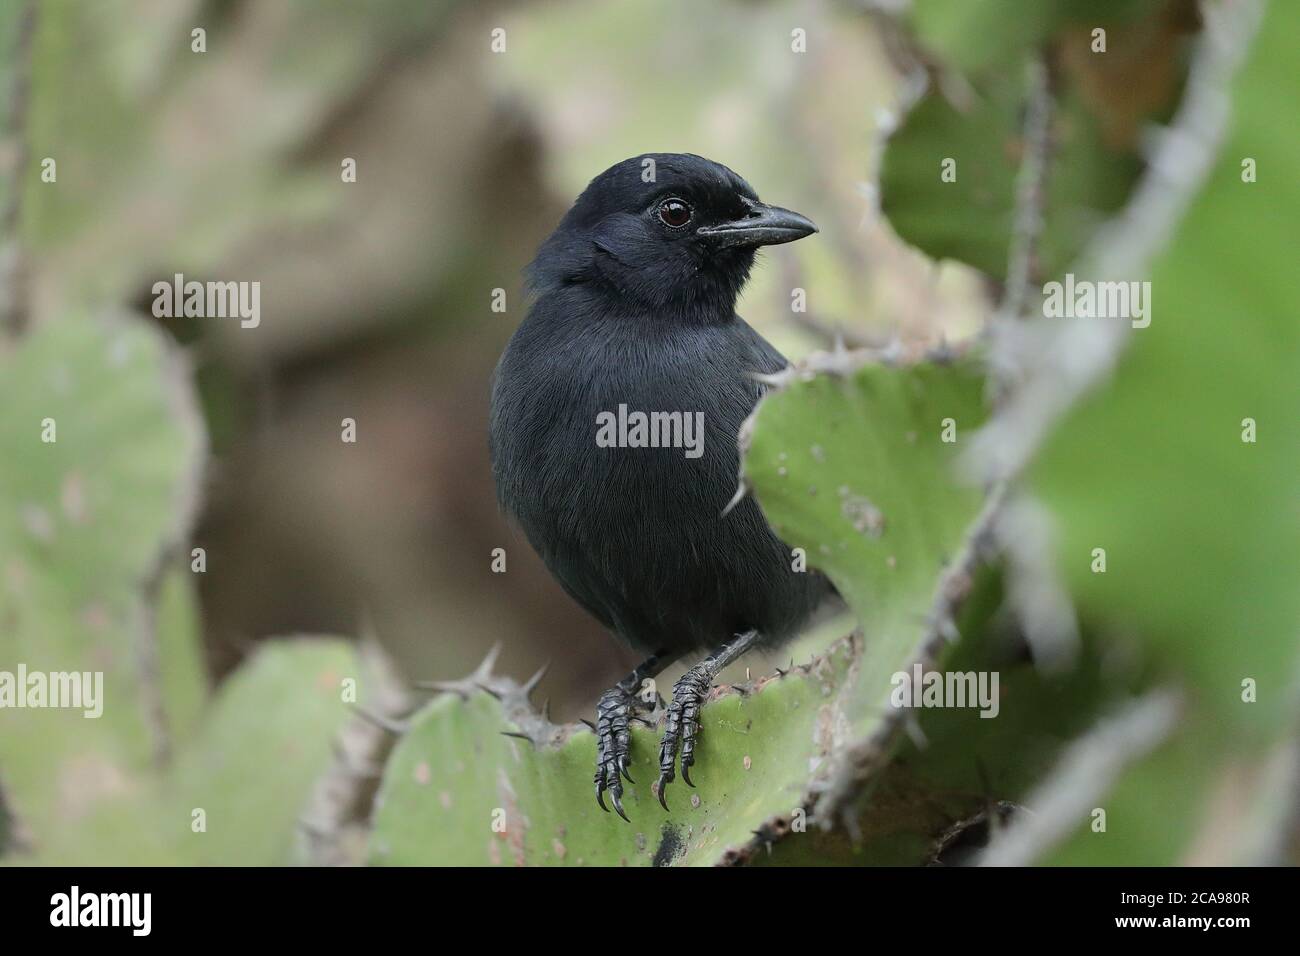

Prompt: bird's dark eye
[{"left": 657, "top": 198, "right": 692, "bottom": 229}]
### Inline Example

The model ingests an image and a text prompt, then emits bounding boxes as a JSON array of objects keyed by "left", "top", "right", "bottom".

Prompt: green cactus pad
[
  {"left": 371, "top": 637, "right": 860, "bottom": 866},
  {"left": 742, "top": 352, "right": 991, "bottom": 740}
]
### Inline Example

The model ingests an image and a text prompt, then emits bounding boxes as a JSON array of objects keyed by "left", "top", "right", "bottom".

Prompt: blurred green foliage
[
  {"left": 2, "top": 0, "right": 1294, "bottom": 867},
  {"left": 882, "top": 0, "right": 1197, "bottom": 279},
  {"left": 0, "top": 312, "right": 205, "bottom": 823},
  {"left": 1030, "top": 0, "right": 1299, "bottom": 864},
  {"left": 0, "top": 310, "right": 358, "bottom": 864}
]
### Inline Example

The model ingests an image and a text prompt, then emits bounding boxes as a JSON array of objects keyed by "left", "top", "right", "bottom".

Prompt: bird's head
[{"left": 528, "top": 153, "right": 818, "bottom": 322}]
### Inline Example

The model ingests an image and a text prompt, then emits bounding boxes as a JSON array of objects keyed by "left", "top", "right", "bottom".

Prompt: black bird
[{"left": 489, "top": 153, "right": 832, "bottom": 819}]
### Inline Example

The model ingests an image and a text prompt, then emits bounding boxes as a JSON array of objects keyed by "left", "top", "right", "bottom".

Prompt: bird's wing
[{"left": 733, "top": 316, "right": 792, "bottom": 378}]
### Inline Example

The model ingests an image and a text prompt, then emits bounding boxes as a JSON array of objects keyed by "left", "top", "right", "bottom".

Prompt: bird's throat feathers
[{"left": 527, "top": 232, "right": 754, "bottom": 327}]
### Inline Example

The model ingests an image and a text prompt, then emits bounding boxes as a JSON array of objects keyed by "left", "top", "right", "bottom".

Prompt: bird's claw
[
  {"left": 592, "top": 654, "right": 719, "bottom": 818},
  {"left": 593, "top": 684, "right": 645, "bottom": 822},
  {"left": 656, "top": 667, "right": 710, "bottom": 810},
  {"left": 595, "top": 779, "right": 629, "bottom": 821},
  {"left": 610, "top": 790, "right": 629, "bottom": 822},
  {"left": 655, "top": 772, "right": 672, "bottom": 811}
]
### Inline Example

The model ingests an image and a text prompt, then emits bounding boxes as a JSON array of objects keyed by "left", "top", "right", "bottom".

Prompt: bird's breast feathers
[{"left": 493, "top": 312, "right": 768, "bottom": 523}]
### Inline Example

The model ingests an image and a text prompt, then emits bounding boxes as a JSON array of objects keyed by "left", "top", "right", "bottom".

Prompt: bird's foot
[
  {"left": 655, "top": 665, "right": 712, "bottom": 810},
  {"left": 593, "top": 683, "right": 651, "bottom": 822},
  {"left": 654, "top": 629, "right": 761, "bottom": 810}
]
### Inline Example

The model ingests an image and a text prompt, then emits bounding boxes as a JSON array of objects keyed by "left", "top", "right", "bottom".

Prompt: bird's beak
[{"left": 696, "top": 197, "right": 819, "bottom": 248}]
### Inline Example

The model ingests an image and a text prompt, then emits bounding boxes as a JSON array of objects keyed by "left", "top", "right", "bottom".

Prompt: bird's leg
[
  {"left": 594, "top": 649, "right": 674, "bottom": 822},
  {"left": 657, "top": 629, "right": 760, "bottom": 809}
]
